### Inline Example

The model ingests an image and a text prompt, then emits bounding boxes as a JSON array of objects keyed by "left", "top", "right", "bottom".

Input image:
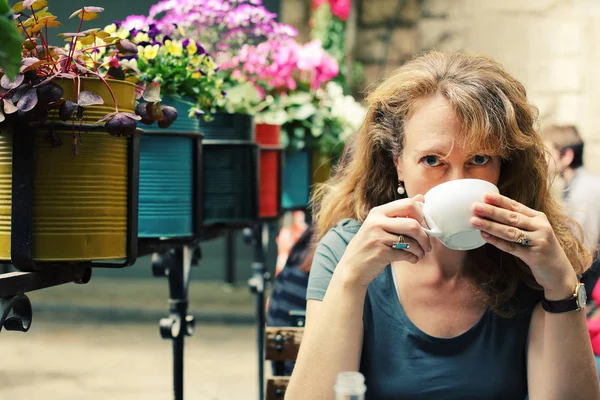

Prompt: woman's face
[{"left": 395, "top": 94, "right": 502, "bottom": 196}]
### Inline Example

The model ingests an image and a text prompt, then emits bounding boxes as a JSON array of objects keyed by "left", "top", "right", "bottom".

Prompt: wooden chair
[{"left": 265, "top": 310, "right": 306, "bottom": 400}]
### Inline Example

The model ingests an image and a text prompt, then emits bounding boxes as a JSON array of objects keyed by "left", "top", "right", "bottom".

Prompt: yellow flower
[
  {"left": 115, "top": 28, "right": 130, "bottom": 40},
  {"left": 142, "top": 44, "right": 160, "bottom": 60},
  {"left": 104, "top": 23, "right": 116, "bottom": 34},
  {"left": 191, "top": 71, "right": 202, "bottom": 79},
  {"left": 186, "top": 39, "right": 198, "bottom": 55},
  {"left": 164, "top": 40, "right": 183, "bottom": 57},
  {"left": 133, "top": 32, "right": 150, "bottom": 43}
]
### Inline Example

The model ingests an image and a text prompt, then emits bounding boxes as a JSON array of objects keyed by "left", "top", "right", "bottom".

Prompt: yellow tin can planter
[{"left": 0, "top": 78, "right": 137, "bottom": 262}]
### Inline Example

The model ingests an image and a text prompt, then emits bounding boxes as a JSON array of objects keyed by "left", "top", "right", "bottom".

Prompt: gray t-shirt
[{"left": 307, "top": 218, "right": 540, "bottom": 400}]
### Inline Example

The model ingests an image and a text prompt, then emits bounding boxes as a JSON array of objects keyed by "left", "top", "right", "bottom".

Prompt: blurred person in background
[{"left": 543, "top": 125, "right": 600, "bottom": 296}]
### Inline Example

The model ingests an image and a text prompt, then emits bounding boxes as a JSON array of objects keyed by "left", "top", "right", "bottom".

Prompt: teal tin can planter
[
  {"left": 138, "top": 96, "right": 204, "bottom": 239},
  {"left": 282, "top": 150, "right": 311, "bottom": 210},
  {"left": 200, "top": 113, "right": 259, "bottom": 227}
]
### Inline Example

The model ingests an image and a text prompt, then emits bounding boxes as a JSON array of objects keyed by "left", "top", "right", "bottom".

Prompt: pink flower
[
  {"left": 330, "top": 0, "right": 351, "bottom": 21},
  {"left": 312, "top": 0, "right": 351, "bottom": 21}
]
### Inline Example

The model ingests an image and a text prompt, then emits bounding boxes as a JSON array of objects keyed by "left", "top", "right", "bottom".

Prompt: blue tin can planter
[
  {"left": 138, "top": 96, "right": 203, "bottom": 239},
  {"left": 282, "top": 150, "right": 311, "bottom": 210},
  {"left": 199, "top": 113, "right": 259, "bottom": 227},
  {"left": 138, "top": 135, "right": 195, "bottom": 238}
]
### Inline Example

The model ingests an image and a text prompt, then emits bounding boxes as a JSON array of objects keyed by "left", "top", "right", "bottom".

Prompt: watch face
[{"left": 577, "top": 284, "right": 587, "bottom": 309}]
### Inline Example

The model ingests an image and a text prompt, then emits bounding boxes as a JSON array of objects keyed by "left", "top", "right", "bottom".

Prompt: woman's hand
[
  {"left": 337, "top": 194, "right": 432, "bottom": 288},
  {"left": 471, "top": 192, "right": 579, "bottom": 299}
]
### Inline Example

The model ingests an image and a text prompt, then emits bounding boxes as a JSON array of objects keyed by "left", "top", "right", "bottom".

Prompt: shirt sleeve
[{"left": 306, "top": 219, "right": 361, "bottom": 301}]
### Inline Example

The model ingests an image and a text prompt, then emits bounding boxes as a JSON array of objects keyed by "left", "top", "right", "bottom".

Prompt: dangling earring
[{"left": 397, "top": 181, "right": 405, "bottom": 195}]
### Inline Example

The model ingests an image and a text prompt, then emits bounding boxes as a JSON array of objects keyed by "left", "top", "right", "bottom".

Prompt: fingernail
[
  {"left": 473, "top": 203, "right": 484, "bottom": 212},
  {"left": 481, "top": 231, "right": 491, "bottom": 239},
  {"left": 472, "top": 218, "right": 483, "bottom": 227}
]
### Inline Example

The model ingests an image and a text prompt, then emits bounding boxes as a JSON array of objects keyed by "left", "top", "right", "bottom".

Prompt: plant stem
[
  {"left": 93, "top": 73, "right": 119, "bottom": 113},
  {"left": 17, "top": 17, "right": 40, "bottom": 59},
  {"left": 66, "top": 11, "right": 86, "bottom": 72}
]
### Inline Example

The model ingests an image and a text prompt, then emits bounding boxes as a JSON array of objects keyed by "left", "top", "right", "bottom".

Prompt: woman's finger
[
  {"left": 382, "top": 231, "right": 426, "bottom": 260},
  {"left": 472, "top": 202, "right": 537, "bottom": 231},
  {"left": 373, "top": 195, "right": 425, "bottom": 221},
  {"left": 483, "top": 192, "right": 538, "bottom": 218},
  {"left": 380, "top": 216, "right": 432, "bottom": 254},
  {"left": 471, "top": 216, "right": 535, "bottom": 249}
]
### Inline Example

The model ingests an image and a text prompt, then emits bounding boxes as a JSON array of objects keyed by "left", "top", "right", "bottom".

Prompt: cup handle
[{"left": 416, "top": 201, "right": 443, "bottom": 238}]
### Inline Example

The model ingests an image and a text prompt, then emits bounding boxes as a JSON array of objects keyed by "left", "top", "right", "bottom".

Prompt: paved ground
[
  {"left": 0, "top": 317, "right": 261, "bottom": 400},
  {"left": 0, "top": 277, "right": 268, "bottom": 400}
]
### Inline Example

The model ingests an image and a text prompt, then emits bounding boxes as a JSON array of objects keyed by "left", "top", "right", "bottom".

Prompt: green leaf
[{"left": 0, "top": 15, "right": 24, "bottom": 80}]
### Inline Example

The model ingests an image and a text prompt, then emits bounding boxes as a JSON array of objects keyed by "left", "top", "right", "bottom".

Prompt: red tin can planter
[{"left": 256, "top": 124, "right": 283, "bottom": 219}]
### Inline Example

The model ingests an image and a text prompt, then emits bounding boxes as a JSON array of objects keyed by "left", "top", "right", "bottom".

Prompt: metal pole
[
  {"left": 245, "top": 222, "right": 267, "bottom": 400},
  {"left": 225, "top": 229, "right": 236, "bottom": 284},
  {"left": 155, "top": 246, "right": 195, "bottom": 400}
]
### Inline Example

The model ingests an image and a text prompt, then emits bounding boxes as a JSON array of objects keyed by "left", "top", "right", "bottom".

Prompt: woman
[{"left": 286, "top": 51, "right": 600, "bottom": 400}]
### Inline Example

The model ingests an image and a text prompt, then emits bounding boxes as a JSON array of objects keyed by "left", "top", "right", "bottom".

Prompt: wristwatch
[{"left": 541, "top": 282, "right": 587, "bottom": 313}]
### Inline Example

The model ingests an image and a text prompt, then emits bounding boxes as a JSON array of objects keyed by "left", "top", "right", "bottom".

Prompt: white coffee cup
[{"left": 417, "top": 179, "right": 500, "bottom": 250}]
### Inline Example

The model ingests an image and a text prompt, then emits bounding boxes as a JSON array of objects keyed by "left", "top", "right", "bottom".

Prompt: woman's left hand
[{"left": 471, "top": 192, "right": 579, "bottom": 300}]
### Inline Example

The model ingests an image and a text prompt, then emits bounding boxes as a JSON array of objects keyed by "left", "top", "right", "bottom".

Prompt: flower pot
[
  {"left": 0, "top": 78, "right": 138, "bottom": 262},
  {"left": 200, "top": 112, "right": 255, "bottom": 141},
  {"left": 282, "top": 150, "right": 311, "bottom": 210},
  {"left": 256, "top": 124, "right": 283, "bottom": 219},
  {"left": 200, "top": 113, "right": 258, "bottom": 226},
  {"left": 56, "top": 77, "right": 136, "bottom": 124},
  {"left": 137, "top": 96, "right": 203, "bottom": 239}
]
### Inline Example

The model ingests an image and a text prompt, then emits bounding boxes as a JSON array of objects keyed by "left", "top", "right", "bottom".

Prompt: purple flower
[
  {"left": 182, "top": 38, "right": 190, "bottom": 47},
  {"left": 121, "top": 15, "right": 150, "bottom": 31},
  {"left": 147, "top": 24, "right": 160, "bottom": 39}
]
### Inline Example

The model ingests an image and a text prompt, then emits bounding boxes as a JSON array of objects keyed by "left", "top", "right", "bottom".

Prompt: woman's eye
[
  {"left": 471, "top": 155, "right": 490, "bottom": 165},
  {"left": 421, "top": 155, "right": 441, "bottom": 166}
]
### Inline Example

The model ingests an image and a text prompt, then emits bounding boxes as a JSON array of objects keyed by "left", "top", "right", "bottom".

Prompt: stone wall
[{"left": 280, "top": 0, "right": 600, "bottom": 174}]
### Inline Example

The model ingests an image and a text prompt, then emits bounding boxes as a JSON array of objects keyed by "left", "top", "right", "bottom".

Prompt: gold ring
[
  {"left": 516, "top": 230, "right": 531, "bottom": 246},
  {"left": 392, "top": 235, "right": 410, "bottom": 250}
]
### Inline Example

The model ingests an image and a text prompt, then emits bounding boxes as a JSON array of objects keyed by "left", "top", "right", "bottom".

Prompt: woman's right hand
[{"left": 336, "top": 194, "right": 432, "bottom": 287}]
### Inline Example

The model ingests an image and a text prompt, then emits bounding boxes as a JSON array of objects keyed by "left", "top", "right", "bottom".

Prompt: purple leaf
[
  {"left": 142, "top": 82, "right": 161, "bottom": 103},
  {"left": 122, "top": 112, "right": 141, "bottom": 121},
  {"left": 37, "top": 82, "right": 64, "bottom": 104},
  {"left": 116, "top": 39, "right": 138, "bottom": 54},
  {"left": 77, "top": 91, "right": 104, "bottom": 107},
  {"left": 60, "top": 32, "right": 86, "bottom": 38},
  {"left": 105, "top": 113, "right": 137, "bottom": 136},
  {"left": 135, "top": 102, "right": 153, "bottom": 125},
  {"left": 1, "top": 74, "right": 24, "bottom": 90},
  {"left": 17, "top": 88, "right": 38, "bottom": 112},
  {"left": 20, "top": 57, "right": 40, "bottom": 73},
  {"left": 23, "top": 0, "right": 36, "bottom": 7},
  {"left": 3, "top": 100, "right": 18, "bottom": 115},
  {"left": 83, "top": 6, "right": 104, "bottom": 13},
  {"left": 59, "top": 100, "right": 78, "bottom": 121},
  {"left": 135, "top": 82, "right": 146, "bottom": 100},
  {"left": 96, "top": 111, "right": 118, "bottom": 124},
  {"left": 158, "top": 105, "right": 178, "bottom": 129}
]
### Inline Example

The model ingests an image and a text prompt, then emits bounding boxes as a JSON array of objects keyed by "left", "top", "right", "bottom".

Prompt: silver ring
[
  {"left": 516, "top": 230, "right": 531, "bottom": 246},
  {"left": 392, "top": 235, "right": 410, "bottom": 250}
]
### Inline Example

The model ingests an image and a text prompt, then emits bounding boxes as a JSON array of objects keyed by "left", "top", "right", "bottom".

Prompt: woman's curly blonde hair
[{"left": 312, "top": 50, "right": 592, "bottom": 315}]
